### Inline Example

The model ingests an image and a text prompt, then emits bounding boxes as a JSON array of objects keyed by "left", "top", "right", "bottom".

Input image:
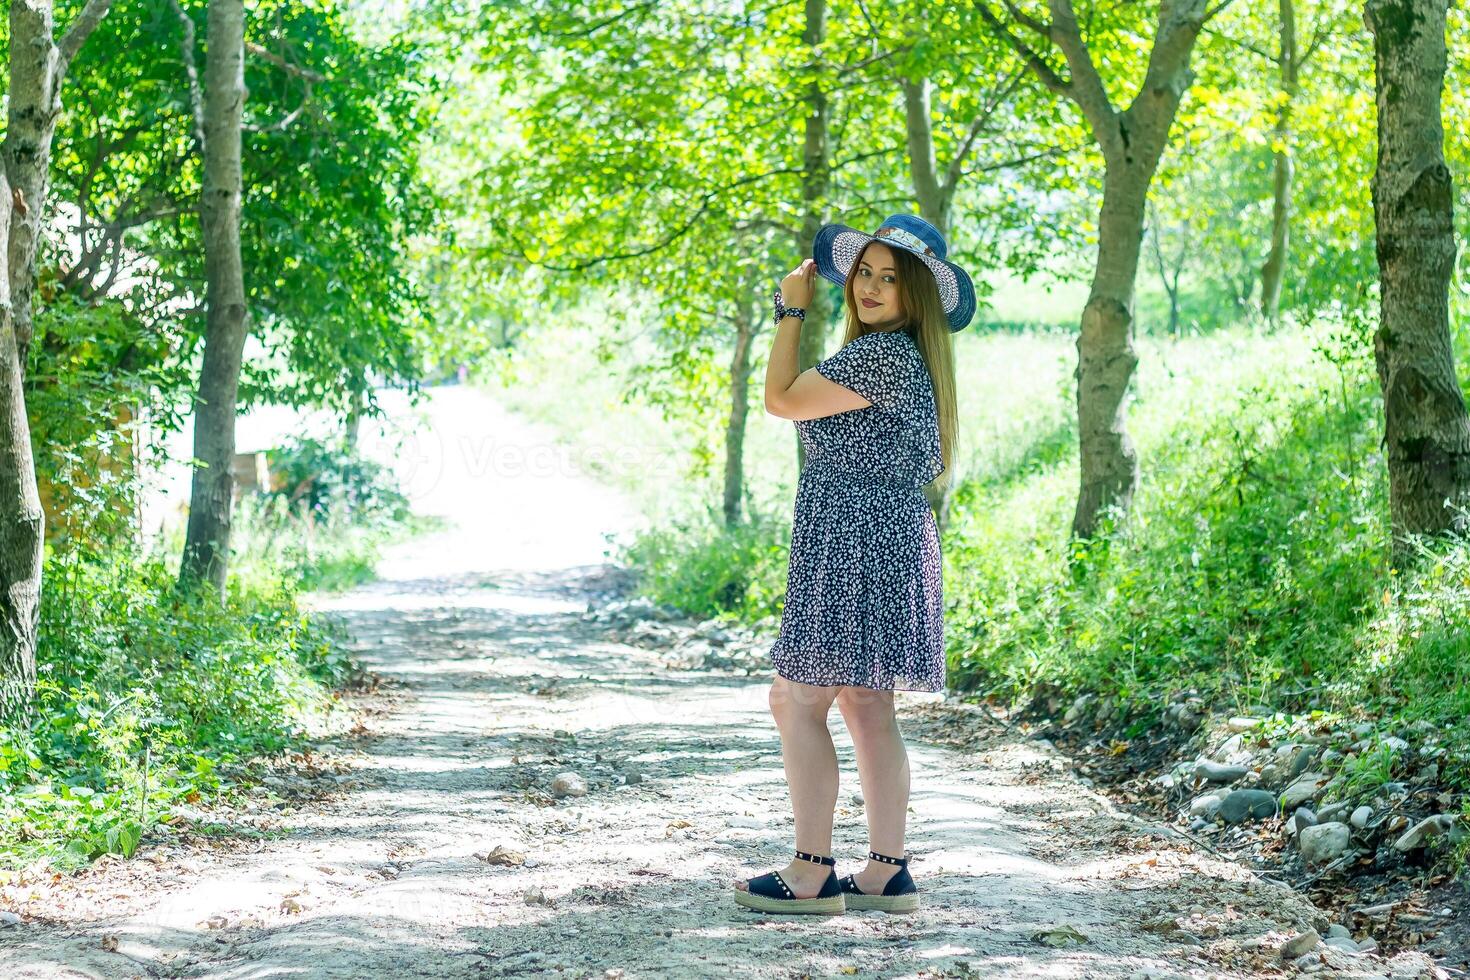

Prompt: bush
[
  {"left": 264, "top": 435, "right": 411, "bottom": 528},
  {"left": 943, "top": 307, "right": 1470, "bottom": 785},
  {"left": 1, "top": 554, "right": 355, "bottom": 870},
  {"left": 612, "top": 505, "right": 790, "bottom": 623}
]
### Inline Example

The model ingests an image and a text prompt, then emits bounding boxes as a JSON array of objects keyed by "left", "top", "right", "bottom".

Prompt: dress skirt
[{"left": 769, "top": 463, "right": 945, "bottom": 693}]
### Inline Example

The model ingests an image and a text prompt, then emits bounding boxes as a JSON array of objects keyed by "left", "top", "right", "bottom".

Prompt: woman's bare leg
[
  {"left": 836, "top": 685, "right": 908, "bottom": 893},
  {"left": 733, "top": 676, "right": 840, "bottom": 898}
]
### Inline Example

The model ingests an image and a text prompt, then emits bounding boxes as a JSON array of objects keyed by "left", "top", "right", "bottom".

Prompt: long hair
[{"left": 836, "top": 241, "right": 958, "bottom": 490}]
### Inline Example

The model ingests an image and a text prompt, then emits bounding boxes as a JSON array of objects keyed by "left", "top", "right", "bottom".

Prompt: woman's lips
[{"left": 861, "top": 299, "right": 880, "bottom": 308}]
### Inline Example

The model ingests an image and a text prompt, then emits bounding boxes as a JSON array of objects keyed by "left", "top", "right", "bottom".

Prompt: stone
[
  {"left": 1031, "top": 924, "right": 1088, "bottom": 947},
  {"left": 1299, "top": 822, "right": 1353, "bottom": 866},
  {"left": 1280, "top": 929, "right": 1320, "bottom": 959},
  {"left": 1287, "top": 808, "right": 1318, "bottom": 836},
  {"left": 1189, "top": 793, "right": 1224, "bottom": 818},
  {"left": 1324, "top": 936, "right": 1361, "bottom": 954},
  {"left": 1350, "top": 805, "right": 1374, "bottom": 830},
  {"left": 623, "top": 771, "right": 643, "bottom": 785},
  {"left": 1218, "top": 734, "right": 1246, "bottom": 758},
  {"left": 1281, "top": 773, "right": 1327, "bottom": 810},
  {"left": 0, "top": 911, "right": 21, "bottom": 927},
  {"left": 1064, "top": 695, "right": 1092, "bottom": 723},
  {"left": 1287, "top": 745, "right": 1319, "bottom": 781},
  {"left": 1316, "top": 800, "right": 1353, "bottom": 824},
  {"left": 550, "top": 772, "right": 588, "bottom": 798},
  {"left": 475, "top": 845, "right": 526, "bottom": 866},
  {"left": 1393, "top": 814, "right": 1458, "bottom": 852},
  {"left": 1356, "top": 937, "right": 1378, "bottom": 953},
  {"left": 1258, "top": 764, "right": 1286, "bottom": 788},
  {"left": 1219, "top": 789, "right": 1278, "bottom": 824},
  {"left": 1326, "top": 924, "right": 1352, "bottom": 939},
  {"left": 1195, "top": 761, "right": 1248, "bottom": 784}
]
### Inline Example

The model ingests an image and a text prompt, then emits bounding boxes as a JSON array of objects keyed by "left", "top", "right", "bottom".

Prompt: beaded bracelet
[{"left": 773, "top": 288, "right": 807, "bottom": 325}]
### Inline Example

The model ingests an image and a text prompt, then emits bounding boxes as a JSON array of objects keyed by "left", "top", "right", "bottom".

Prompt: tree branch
[
  {"left": 972, "top": 1, "right": 1071, "bottom": 97},
  {"left": 167, "top": 0, "right": 207, "bottom": 152},
  {"left": 1295, "top": 20, "right": 1332, "bottom": 70},
  {"left": 944, "top": 65, "right": 1029, "bottom": 193},
  {"left": 244, "top": 99, "right": 310, "bottom": 135},
  {"left": 245, "top": 40, "right": 327, "bottom": 83},
  {"left": 1001, "top": 0, "right": 1053, "bottom": 39},
  {"left": 57, "top": 0, "right": 114, "bottom": 80},
  {"left": 1046, "top": 0, "right": 1120, "bottom": 141},
  {"left": 964, "top": 140, "right": 1084, "bottom": 175},
  {"left": 1200, "top": 22, "right": 1274, "bottom": 62},
  {"left": 548, "top": 0, "right": 659, "bottom": 39}
]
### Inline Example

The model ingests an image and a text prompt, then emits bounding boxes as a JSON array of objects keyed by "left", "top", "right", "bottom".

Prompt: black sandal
[
  {"left": 839, "top": 850, "right": 920, "bottom": 913},
  {"left": 733, "top": 849, "right": 846, "bottom": 915}
]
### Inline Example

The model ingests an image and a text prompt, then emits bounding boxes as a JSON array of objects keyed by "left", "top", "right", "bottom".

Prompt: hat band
[{"left": 875, "top": 225, "right": 936, "bottom": 257}]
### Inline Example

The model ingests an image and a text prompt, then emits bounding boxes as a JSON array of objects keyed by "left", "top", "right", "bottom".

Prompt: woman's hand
[{"left": 779, "top": 259, "right": 817, "bottom": 310}]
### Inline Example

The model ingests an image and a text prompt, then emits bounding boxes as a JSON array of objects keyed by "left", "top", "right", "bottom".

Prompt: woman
[{"left": 733, "top": 213, "right": 974, "bottom": 915}]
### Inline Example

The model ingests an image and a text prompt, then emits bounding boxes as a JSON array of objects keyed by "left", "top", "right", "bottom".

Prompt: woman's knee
[
  {"left": 769, "top": 676, "right": 834, "bottom": 725},
  {"left": 836, "top": 686, "right": 896, "bottom": 734}
]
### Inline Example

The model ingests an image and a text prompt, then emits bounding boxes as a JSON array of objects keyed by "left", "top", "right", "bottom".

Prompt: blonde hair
[{"left": 837, "top": 241, "right": 958, "bottom": 490}]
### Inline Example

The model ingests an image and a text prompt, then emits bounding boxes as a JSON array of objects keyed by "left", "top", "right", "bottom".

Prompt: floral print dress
[{"left": 769, "top": 328, "right": 947, "bottom": 693}]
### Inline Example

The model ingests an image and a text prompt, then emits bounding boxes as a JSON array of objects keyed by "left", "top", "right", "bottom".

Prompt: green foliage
[
  {"left": 228, "top": 489, "right": 431, "bottom": 596},
  {"left": 52, "top": 0, "right": 444, "bottom": 417},
  {"left": 26, "top": 290, "right": 191, "bottom": 554},
  {"left": 1, "top": 555, "right": 355, "bottom": 871},
  {"left": 1333, "top": 738, "right": 1402, "bottom": 800},
  {"left": 614, "top": 506, "right": 790, "bottom": 621},
  {"left": 940, "top": 308, "right": 1470, "bottom": 785},
  {"left": 265, "top": 436, "right": 412, "bottom": 526},
  {"left": 220, "top": 436, "right": 425, "bottom": 594}
]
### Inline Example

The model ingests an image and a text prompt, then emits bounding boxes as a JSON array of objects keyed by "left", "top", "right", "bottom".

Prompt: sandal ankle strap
[
  {"left": 794, "top": 849, "right": 835, "bottom": 866},
  {"left": 869, "top": 850, "right": 908, "bottom": 866}
]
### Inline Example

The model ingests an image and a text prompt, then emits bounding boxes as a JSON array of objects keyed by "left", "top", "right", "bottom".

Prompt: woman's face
[{"left": 852, "top": 242, "right": 903, "bottom": 327}]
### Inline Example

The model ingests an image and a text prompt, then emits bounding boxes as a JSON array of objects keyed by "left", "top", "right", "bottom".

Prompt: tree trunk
[
  {"left": 1073, "top": 167, "right": 1147, "bottom": 537},
  {"left": 903, "top": 77, "right": 948, "bottom": 235},
  {"left": 976, "top": 0, "right": 1214, "bottom": 537},
  {"left": 7, "top": 2, "right": 59, "bottom": 366},
  {"left": 1, "top": 0, "right": 113, "bottom": 722},
  {"left": 723, "top": 294, "right": 756, "bottom": 529},
  {"left": 344, "top": 385, "right": 366, "bottom": 451},
  {"left": 0, "top": 174, "right": 44, "bottom": 724},
  {"left": 1259, "top": 0, "right": 1298, "bottom": 322},
  {"left": 794, "top": 0, "right": 830, "bottom": 476},
  {"left": 1365, "top": 0, "right": 1470, "bottom": 548},
  {"left": 179, "top": 0, "right": 249, "bottom": 595}
]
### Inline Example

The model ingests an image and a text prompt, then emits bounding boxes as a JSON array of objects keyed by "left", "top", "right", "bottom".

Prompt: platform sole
[
  {"left": 732, "top": 890, "right": 846, "bottom": 915},
  {"left": 843, "top": 892, "right": 919, "bottom": 913}
]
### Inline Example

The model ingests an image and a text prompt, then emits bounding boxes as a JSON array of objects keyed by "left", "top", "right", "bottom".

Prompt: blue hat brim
[{"left": 813, "top": 222, "right": 976, "bottom": 332}]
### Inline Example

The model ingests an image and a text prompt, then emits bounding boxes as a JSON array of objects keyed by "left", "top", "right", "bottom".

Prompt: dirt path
[{"left": 1, "top": 388, "right": 1444, "bottom": 979}]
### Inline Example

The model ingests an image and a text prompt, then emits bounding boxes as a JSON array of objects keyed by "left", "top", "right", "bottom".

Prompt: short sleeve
[{"left": 814, "top": 332, "right": 921, "bottom": 415}]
